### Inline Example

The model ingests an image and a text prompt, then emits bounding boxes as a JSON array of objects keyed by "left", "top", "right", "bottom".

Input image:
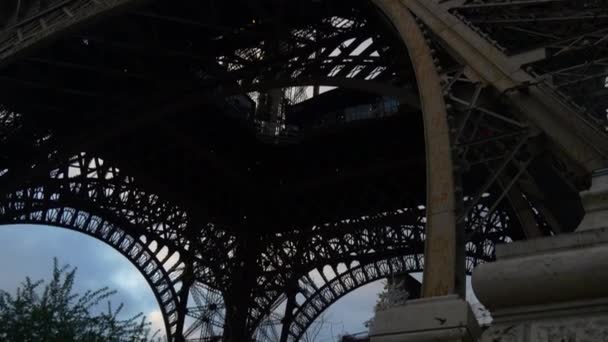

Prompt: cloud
[
  {"left": 147, "top": 310, "right": 166, "bottom": 337},
  {"left": 110, "top": 267, "right": 150, "bottom": 302}
]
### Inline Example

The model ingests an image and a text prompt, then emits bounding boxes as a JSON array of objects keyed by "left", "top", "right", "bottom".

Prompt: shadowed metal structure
[{"left": 1, "top": 0, "right": 607, "bottom": 341}]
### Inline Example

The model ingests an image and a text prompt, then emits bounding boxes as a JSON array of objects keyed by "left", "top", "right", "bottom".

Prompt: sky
[{"left": 0, "top": 224, "right": 383, "bottom": 341}]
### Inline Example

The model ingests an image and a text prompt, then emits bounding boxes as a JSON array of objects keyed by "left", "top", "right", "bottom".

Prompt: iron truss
[
  {"left": 448, "top": 0, "right": 608, "bottom": 131},
  {"left": 0, "top": 140, "right": 517, "bottom": 341},
  {"left": 0, "top": 0, "right": 603, "bottom": 341}
]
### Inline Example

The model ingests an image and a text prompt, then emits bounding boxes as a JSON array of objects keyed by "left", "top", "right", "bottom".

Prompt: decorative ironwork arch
[
  {"left": 285, "top": 255, "right": 423, "bottom": 342},
  {"left": 0, "top": 151, "right": 198, "bottom": 341},
  {"left": 0, "top": 208, "right": 185, "bottom": 339},
  {"left": 268, "top": 186, "right": 516, "bottom": 341}
]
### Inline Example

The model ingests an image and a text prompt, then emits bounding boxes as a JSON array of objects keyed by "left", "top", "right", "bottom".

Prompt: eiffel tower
[{"left": 1, "top": 0, "right": 607, "bottom": 341}]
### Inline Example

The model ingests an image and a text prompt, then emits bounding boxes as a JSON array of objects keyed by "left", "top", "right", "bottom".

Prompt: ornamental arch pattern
[{"left": 1, "top": 0, "right": 604, "bottom": 341}]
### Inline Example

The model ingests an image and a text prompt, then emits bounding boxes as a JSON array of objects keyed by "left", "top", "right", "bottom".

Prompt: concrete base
[
  {"left": 473, "top": 227, "right": 608, "bottom": 310},
  {"left": 369, "top": 295, "right": 481, "bottom": 342},
  {"left": 481, "top": 298, "right": 608, "bottom": 342},
  {"left": 472, "top": 169, "right": 608, "bottom": 341}
]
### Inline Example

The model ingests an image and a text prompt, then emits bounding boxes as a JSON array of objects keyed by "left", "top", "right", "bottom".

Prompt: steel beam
[
  {"left": 504, "top": 183, "right": 544, "bottom": 239},
  {"left": 404, "top": 0, "right": 608, "bottom": 173},
  {"left": 373, "top": 0, "right": 462, "bottom": 298}
]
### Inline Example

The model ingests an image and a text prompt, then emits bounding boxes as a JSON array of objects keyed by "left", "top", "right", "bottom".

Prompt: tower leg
[
  {"left": 222, "top": 234, "right": 259, "bottom": 342},
  {"left": 370, "top": 295, "right": 480, "bottom": 342}
]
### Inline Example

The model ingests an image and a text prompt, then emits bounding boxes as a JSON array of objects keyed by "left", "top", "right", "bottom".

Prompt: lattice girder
[
  {"left": 0, "top": 195, "right": 187, "bottom": 339},
  {"left": 448, "top": 0, "right": 608, "bottom": 134},
  {"left": 0, "top": 148, "right": 232, "bottom": 341},
  {"left": 1, "top": 1, "right": 602, "bottom": 341}
]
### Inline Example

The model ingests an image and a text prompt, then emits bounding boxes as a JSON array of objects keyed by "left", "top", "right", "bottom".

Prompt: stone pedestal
[
  {"left": 472, "top": 169, "right": 608, "bottom": 342},
  {"left": 577, "top": 168, "right": 608, "bottom": 232},
  {"left": 369, "top": 295, "right": 481, "bottom": 342}
]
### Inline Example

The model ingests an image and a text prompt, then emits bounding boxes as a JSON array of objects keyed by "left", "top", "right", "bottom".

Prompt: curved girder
[
  {"left": 245, "top": 188, "right": 515, "bottom": 339},
  {"left": 285, "top": 255, "right": 422, "bottom": 342},
  {"left": 0, "top": 206, "right": 185, "bottom": 339},
  {"left": 0, "top": 150, "right": 232, "bottom": 341},
  {"left": 282, "top": 224, "right": 510, "bottom": 342},
  {"left": 16, "top": 153, "right": 193, "bottom": 248},
  {"left": 248, "top": 187, "right": 516, "bottom": 341},
  {"left": 372, "top": 0, "right": 462, "bottom": 297},
  {"left": 248, "top": 206, "right": 426, "bottom": 328}
]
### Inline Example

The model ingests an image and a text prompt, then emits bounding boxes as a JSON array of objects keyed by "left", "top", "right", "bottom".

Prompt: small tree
[
  {"left": 373, "top": 277, "right": 410, "bottom": 313},
  {"left": 0, "top": 258, "right": 160, "bottom": 341}
]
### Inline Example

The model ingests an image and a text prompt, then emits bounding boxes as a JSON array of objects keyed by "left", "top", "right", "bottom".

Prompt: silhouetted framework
[{"left": 1, "top": 0, "right": 606, "bottom": 341}]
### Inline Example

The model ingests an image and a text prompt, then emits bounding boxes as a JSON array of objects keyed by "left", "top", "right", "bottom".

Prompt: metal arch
[
  {"left": 285, "top": 255, "right": 423, "bottom": 342},
  {"left": 270, "top": 187, "right": 516, "bottom": 341},
  {"left": 251, "top": 206, "right": 427, "bottom": 328},
  {"left": 0, "top": 153, "right": 198, "bottom": 341},
  {"left": 0, "top": 205, "right": 184, "bottom": 341},
  {"left": 1, "top": 119, "right": 241, "bottom": 340},
  {"left": 4, "top": 153, "right": 195, "bottom": 250},
  {"left": 283, "top": 212, "right": 508, "bottom": 342},
  {"left": 371, "top": 0, "right": 461, "bottom": 297}
]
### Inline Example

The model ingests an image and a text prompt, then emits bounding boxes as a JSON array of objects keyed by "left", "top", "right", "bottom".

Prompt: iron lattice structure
[{"left": 1, "top": 0, "right": 606, "bottom": 341}]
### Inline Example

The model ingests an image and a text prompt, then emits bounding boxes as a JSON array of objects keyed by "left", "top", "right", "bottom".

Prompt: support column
[
  {"left": 505, "top": 183, "right": 544, "bottom": 238},
  {"left": 473, "top": 169, "right": 608, "bottom": 341},
  {"left": 369, "top": 1, "right": 479, "bottom": 340},
  {"left": 173, "top": 262, "right": 194, "bottom": 342},
  {"left": 223, "top": 234, "right": 259, "bottom": 342},
  {"left": 279, "top": 289, "right": 297, "bottom": 342},
  {"left": 372, "top": 0, "right": 461, "bottom": 299}
]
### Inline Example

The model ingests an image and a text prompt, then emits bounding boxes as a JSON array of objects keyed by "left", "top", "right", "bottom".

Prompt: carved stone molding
[{"left": 482, "top": 310, "right": 608, "bottom": 342}]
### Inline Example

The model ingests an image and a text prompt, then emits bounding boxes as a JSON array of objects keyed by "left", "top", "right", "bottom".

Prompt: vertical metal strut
[{"left": 372, "top": 0, "right": 463, "bottom": 297}]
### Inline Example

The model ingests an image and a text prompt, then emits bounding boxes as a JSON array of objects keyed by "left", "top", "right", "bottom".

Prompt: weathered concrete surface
[
  {"left": 473, "top": 170, "right": 608, "bottom": 310},
  {"left": 370, "top": 295, "right": 481, "bottom": 342},
  {"left": 480, "top": 298, "right": 608, "bottom": 342},
  {"left": 473, "top": 229, "right": 608, "bottom": 342},
  {"left": 473, "top": 228, "right": 608, "bottom": 311}
]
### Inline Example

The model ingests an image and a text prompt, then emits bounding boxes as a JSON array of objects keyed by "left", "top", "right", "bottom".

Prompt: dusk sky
[{"left": 0, "top": 224, "right": 384, "bottom": 341}]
